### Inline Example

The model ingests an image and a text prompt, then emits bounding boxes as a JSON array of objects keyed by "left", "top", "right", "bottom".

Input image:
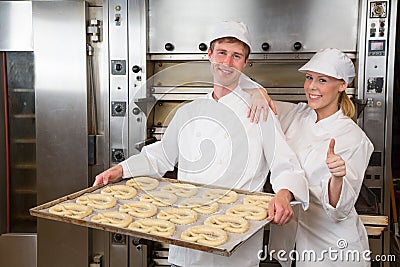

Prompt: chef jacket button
[{"left": 196, "top": 132, "right": 201, "bottom": 137}]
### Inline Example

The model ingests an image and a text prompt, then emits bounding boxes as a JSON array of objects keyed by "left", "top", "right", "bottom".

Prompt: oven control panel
[{"left": 362, "top": 0, "right": 391, "bottom": 210}]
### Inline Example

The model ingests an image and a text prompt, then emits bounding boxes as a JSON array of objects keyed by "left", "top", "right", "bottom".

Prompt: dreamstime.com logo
[{"left": 257, "top": 238, "right": 397, "bottom": 263}]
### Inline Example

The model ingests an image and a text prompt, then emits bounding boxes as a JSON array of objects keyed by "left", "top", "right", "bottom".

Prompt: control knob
[
  {"left": 114, "top": 150, "right": 124, "bottom": 161},
  {"left": 115, "top": 63, "right": 122, "bottom": 71},
  {"left": 198, "top": 43, "right": 208, "bottom": 51},
  {"left": 261, "top": 42, "right": 270, "bottom": 51},
  {"left": 114, "top": 104, "right": 123, "bottom": 113},
  {"left": 132, "top": 107, "right": 141, "bottom": 115},
  {"left": 165, "top": 43, "right": 175, "bottom": 51},
  {"left": 293, "top": 42, "right": 302, "bottom": 50},
  {"left": 132, "top": 65, "right": 142, "bottom": 73}
]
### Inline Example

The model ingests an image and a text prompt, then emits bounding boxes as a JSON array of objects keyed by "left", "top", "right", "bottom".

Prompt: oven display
[{"left": 368, "top": 40, "right": 386, "bottom": 56}]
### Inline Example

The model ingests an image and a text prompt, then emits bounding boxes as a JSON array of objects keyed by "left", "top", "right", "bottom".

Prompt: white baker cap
[
  {"left": 298, "top": 48, "right": 355, "bottom": 84},
  {"left": 209, "top": 21, "right": 252, "bottom": 52}
]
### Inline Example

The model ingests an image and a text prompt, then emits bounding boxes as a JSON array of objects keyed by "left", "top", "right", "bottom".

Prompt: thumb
[
  {"left": 327, "top": 138, "right": 335, "bottom": 157},
  {"left": 93, "top": 177, "right": 100, "bottom": 186},
  {"left": 270, "top": 100, "right": 278, "bottom": 115},
  {"left": 267, "top": 201, "right": 274, "bottom": 221}
]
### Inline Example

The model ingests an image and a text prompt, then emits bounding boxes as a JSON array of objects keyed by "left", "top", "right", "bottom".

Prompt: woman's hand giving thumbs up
[
  {"left": 326, "top": 138, "right": 346, "bottom": 179},
  {"left": 326, "top": 138, "right": 346, "bottom": 207}
]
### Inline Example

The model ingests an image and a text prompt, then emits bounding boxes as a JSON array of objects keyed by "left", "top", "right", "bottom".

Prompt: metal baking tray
[{"left": 30, "top": 177, "right": 273, "bottom": 256}]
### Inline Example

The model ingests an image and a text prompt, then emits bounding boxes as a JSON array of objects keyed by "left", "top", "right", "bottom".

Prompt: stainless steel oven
[{"left": 104, "top": 0, "right": 397, "bottom": 266}]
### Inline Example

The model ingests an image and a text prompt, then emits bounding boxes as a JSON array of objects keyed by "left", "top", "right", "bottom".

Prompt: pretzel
[
  {"left": 157, "top": 208, "right": 198, "bottom": 225},
  {"left": 178, "top": 198, "right": 219, "bottom": 214},
  {"left": 203, "top": 188, "right": 238, "bottom": 204},
  {"left": 181, "top": 225, "right": 228, "bottom": 247},
  {"left": 243, "top": 194, "right": 274, "bottom": 209},
  {"left": 49, "top": 203, "right": 93, "bottom": 219},
  {"left": 76, "top": 194, "right": 117, "bottom": 209},
  {"left": 226, "top": 204, "right": 267, "bottom": 220},
  {"left": 101, "top": 185, "right": 137, "bottom": 200},
  {"left": 128, "top": 218, "right": 175, "bottom": 237},
  {"left": 204, "top": 214, "right": 249, "bottom": 233},
  {"left": 161, "top": 183, "right": 198, "bottom": 197},
  {"left": 139, "top": 191, "right": 178, "bottom": 207},
  {"left": 119, "top": 201, "right": 158, "bottom": 218},
  {"left": 126, "top": 177, "right": 159, "bottom": 191},
  {"left": 91, "top": 211, "right": 132, "bottom": 228}
]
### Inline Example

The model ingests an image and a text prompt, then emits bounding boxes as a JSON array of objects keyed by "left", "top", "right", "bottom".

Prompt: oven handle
[
  {"left": 134, "top": 137, "right": 158, "bottom": 151},
  {"left": 352, "top": 98, "right": 367, "bottom": 118}
]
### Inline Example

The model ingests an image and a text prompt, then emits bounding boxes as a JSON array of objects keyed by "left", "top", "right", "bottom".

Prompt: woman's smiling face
[{"left": 303, "top": 71, "right": 347, "bottom": 121}]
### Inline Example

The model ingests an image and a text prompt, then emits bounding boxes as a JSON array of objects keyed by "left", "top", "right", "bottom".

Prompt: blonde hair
[{"left": 339, "top": 91, "right": 355, "bottom": 118}]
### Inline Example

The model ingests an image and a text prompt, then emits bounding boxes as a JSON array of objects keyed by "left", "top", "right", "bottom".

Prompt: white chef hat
[
  {"left": 209, "top": 21, "right": 252, "bottom": 52},
  {"left": 298, "top": 48, "right": 355, "bottom": 84}
]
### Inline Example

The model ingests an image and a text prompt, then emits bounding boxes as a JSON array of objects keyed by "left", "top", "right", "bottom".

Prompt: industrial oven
[
  {"left": 0, "top": 0, "right": 397, "bottom": 266},
  {"left": 104, "top": 0, "right": 397, "bottom": 265}
]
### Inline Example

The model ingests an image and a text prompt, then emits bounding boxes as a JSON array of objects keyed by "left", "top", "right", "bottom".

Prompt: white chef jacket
[
  {"left": 120, "top": 78, "right": 309, "bottom": 267},
  {"left": 269, "top": 102, "right": 374, "bottom": 267}
]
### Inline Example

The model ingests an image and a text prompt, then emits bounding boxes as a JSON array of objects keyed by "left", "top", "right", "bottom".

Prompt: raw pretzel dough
[
  {"left": 181, "top": 225, "right": 228, "bottom": 246},
  {"left": 204, "top": 214, "right": 249, "bottom": 233},
  {"left": 243, "top": 194, "right": 273, "bottom": 209},
  {"left": 101, "top": 185, "right": 137, "bottom": 200},
  {"left": 49, "top": 203, "right": 93, "bottom": 219},
  {"left": 126, "top": 177, "right": 159, "bottom": 191},
  {"left": 90, "top": 211, "right": 132, "bottom": 227},
  {"left": 76, "top": 194, "right": 117, "bottom": 209},
  {"left": 178, "top": 198, "right": 219, "bottom": 214},
  {"left": 139, "top": 191, "right": 178, "bottom": 207},
  {"left": 119, "top": 201, "right": 158, "bottom": 218},
  {"left": 157, "top": 208, "right": 198, "bottom": 225},
  {"left": 203, "top": 188, "right": 238, "bottom": 204},
  {"left": 161, "top": 183, "right": 198, "bottom": 197},
  {"left": 226, "top": 204, "right": 267, "bottom": 220},
  {"left": 128, "top": 218, "right": 175, "bottom": 237}
]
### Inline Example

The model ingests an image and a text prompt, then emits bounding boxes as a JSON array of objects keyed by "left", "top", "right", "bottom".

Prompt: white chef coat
[
  {"left": 120, "top": 77, "right": 309, "bottom": 267},
  {"left": 269, "top": 102, "right": 374, "bottom": 267}
]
